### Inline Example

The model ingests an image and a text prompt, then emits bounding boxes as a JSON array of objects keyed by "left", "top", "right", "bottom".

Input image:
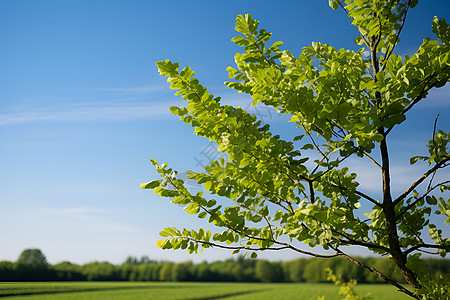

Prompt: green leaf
[
  {"left": 204, "top": 181, "right": 212, "bottom": 191},
  {"left": 410, "top": 156, "right": 419, "bottom": 165},
  {"left": 426, "top": 196, "right": 437, "bottom": 206},
  {"left": 140, "top": 180, "right": 161, "bottom": 190},
  {"left": 354, "top": 36, "right": 364, "bottom": 45},
  {"left": 155, "top": 60, "right": 179, "bottom": 76},
  {"left": 432, "top": 16, "right": 449, "bottom": 44},
  {"left": 329, "top": 0, "right": 338, "bottom": 10}
]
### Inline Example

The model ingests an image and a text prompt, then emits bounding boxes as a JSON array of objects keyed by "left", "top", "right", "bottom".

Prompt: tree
[
  {"left": 17, "top": 248, "right": 48, "bottom": 266},
  {"left": 15, "top": 248, "right": 51, "bottom": 281},
  {"left": 254, "top": 260, "right": 284, "bottom": 282},
  {"left": 141, "top": 1, "right": 449, "bottom": 298}
]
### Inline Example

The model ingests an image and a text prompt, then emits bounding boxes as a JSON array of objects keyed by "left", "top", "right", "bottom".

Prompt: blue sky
[{"left": 1, "top": 0, "right": 449, "bottom": 264}]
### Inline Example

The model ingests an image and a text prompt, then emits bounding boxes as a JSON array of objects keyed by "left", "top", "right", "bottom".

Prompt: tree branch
[
  {"left": 404, "top": 243, "right": 450, "bottom": 256},
  {"left": 396, "top": 180, "right": 450, "bottom": 220},
  {"left": 329, "top": 182, "right": 382, "bottom": 207},
  {"left": 331, "top": 246, "right": 419, "bottom": 299},
  {"left": 380, "top": 0, "right": 411, "bottom": 70},
  {"left": 385, "top": 67, "right": 449, "bottom": 136},
  {"left": 330, "top": 227, "right": 390, "bottom": 253},
  {"left": 393, "top": 159, "right": 450, "bottom": 206}
]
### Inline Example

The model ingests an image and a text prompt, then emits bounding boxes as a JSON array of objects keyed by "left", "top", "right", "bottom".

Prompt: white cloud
[
  {"left": 46, "top": 206, "right": 109, "bottom": 219},
  {"left": 45, "top": 206, "right": 141, "bottom": 233},
  {"left": 93, "top": 85, "right": 166, "bottom": 94},
  {"left": 0, "top": 101, "right": 171, "bottom": 125}
]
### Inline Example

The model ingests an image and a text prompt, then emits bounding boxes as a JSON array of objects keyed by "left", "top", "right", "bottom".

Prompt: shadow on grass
[
  {"left": 0, "top": 284, "right": 199, "bottom": 297},
  {"left": 185, "top": 289, "right": 269, "bottom": 300}
]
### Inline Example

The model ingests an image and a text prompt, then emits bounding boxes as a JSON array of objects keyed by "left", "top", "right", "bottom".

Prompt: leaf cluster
[{"left": 142, "top": 2, "right": 450, "bottom": 298}]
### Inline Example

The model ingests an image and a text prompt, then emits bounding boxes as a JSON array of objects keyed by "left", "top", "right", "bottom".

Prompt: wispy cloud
[
  {"left": 46, "top": 206, "right": 141, "bottom": 233},
  {"left": 93, "top": 85, "right": 166, "bottom": 94},
  {"left": 0, "top": 101, "right": 171, "bottom": 125},
  {"left": 47, "top": 206, "right": 109, "bottom": 219}
]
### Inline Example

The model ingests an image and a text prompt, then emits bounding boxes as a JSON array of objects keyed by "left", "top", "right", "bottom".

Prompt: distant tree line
[{"left": 0, "top": 249, "right": 448, "bottom": 283}]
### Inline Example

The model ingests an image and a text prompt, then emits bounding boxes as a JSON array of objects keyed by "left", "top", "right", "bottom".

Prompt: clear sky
[{"left": 1, "top": 0, "right": 449, "bottom": 265}]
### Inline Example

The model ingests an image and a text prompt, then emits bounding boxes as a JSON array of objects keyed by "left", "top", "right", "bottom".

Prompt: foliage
[
  {"left": 325, "top": 268, "right": 371, "bottom": 300},
  {"left": 17, "top": 249, "right": 48, "bottom": 266},
  {"left": 1, "top": 249, "right": 449, "bottom": 284},
  {"left": 142, "top": 0, "right": 449, "bottom": 298},
  {"left": 15, "top": 248, "right": 51, "bottom": 281},
  {"left": 414, "top": 274, "right": 450, "bottom": 300}
]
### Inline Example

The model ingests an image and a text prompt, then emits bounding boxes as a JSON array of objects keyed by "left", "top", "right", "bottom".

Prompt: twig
[
  {"left": 396, "top": 180, "right": 450, "bottom": 220},
  {"left": 393, "top": 159, "right": 449, "bottom": 206}
]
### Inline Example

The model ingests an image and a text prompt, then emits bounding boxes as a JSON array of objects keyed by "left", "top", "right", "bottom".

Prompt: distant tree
[
  {"left": 124, "top": 256, "right": 139, "bottom": 265},
  {"left": 119, "top": 263, "right": 133, "bottom": 280},
  {"left": 142, "top": 1, "right": 449, "bottom": 298},
  {"left": 303, "top": 258, "right": 330, "bottom": 283},
  {"left": 232, "top": 256, "right": 257, "bottom": 282},
  {"left": 159, "top": 262, "right": 175, "bottom": 281},
  {"left": 81, "top": 262, "right": 117, "bottom": 281},
  {"left": 173, "top": 261, "right": 193, "bottom": 281},
  {"left": 52, "top": 261, "right": 84, "bottom": 281},
  {"left": 140, "top": 256, "right": 153, "bottom": 264},
  {"left": 284, "top": 258, "right": 308, "bottom": 282},
  {"left": 255, "top": 260, "right": 284, "bottom": 282},
  {"left": 194, "top": 261, "right": 212, "bottom": 281},
  {"left": 16, "top": 248, "right": 50, "bottom": 281},
  {"left": 17, "top": 248, "right": 47, "bottom": 266},
  {"left": 0, "top": 261, "right": 16, "bottom": 281}
]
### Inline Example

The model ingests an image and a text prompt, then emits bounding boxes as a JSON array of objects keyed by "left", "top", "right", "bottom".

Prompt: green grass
[{"left": 0, "top": 282, "right": 413, "bottom": 299}]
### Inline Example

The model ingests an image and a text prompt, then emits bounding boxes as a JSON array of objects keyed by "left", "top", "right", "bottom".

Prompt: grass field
[{"left": 0, "top": 282, "right": 413, "bottom": 299}]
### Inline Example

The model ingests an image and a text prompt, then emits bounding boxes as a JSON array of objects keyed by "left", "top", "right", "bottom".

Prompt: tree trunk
[{"left": 380, "top": 135, "right": 421, "bottom": 290}]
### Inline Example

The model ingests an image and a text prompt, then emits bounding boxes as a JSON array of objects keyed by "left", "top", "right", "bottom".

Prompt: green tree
[
  {"left": 159, "top": 262, "right": 175, "bottom": 281},
  {"left": 173, "top": 261, "right": 194, "bottom": 281},
  {"left": 52, "top": 261, "right": 84, "bottom": 281},
  {"left": 283, "top": 258, "right": 308, "bottom": 282},
  {"left": 255, "top": 260, "right": 284, "bottom": 282},
  {"left": 193, "top": 261, "right": 212, "bottom": 281},
  {"left": 81, "top": 261, "right": 117, "bottom": 281},
  {"left": 16, "top": 248, "right": 51, "bottom": 281},
  {"left": 17, "top": 248, "right": 48, "bottom": 266},
  {"left": 141, "top": 1, "right": 449, "bottom": 298},
  {"left": 0, "top": 261, "right": 16, "bottom": 281}
]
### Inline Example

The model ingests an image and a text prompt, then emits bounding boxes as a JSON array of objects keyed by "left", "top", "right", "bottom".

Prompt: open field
[{"left": 0, "top": 282, "right": 413, "bottom": 299}]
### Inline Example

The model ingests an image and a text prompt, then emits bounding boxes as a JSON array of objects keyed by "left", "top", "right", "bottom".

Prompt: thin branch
[
  {"left": 381, "top": 0, "right": 411, "bottom": 69},
  {"left": 396, "top": 180, "right": 450, "bottom": 220},
  {"left": 329, "top": 182, "right": 382, "bottom": 207},
  {"left": 385, "top": 67, "right": 449, "bottom": 136},
  {"left": 404, "top": 243, "right": 450, "bottom": 256},
  {"left": 304, "top": 126, "right": 328, "bottom": 160},
  {"left": 427, "top": 171, "right": 436, "bottom": 191},
  {"left": 330, "top": 228, "right": 390, "bottom": 253},
  {"left": 192, "top": 239, "right": 291, "bottom": 251},
  {"left": 166, "top": 174, "right": 341, "bottom": 259},
  {"left": 393, "top": 158, "right": 449, "bottom": 206},
  {"left": 431, "top": 111, "right": 440, "bottom": 158},
  {"left": 363, "top": 152, "right": 382, "bottom": 169},
  {"left": 331, "top": 246, "right": 418, "bottom": 299},
  {"left": 311, "top": 151, "right": 354, "bottom": 182},
  {"left": 399, "top": 215, "right": 425, "bottom": 244},
  {"left": 263, "top": 215, "right": 275, "bottom": 240}
]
